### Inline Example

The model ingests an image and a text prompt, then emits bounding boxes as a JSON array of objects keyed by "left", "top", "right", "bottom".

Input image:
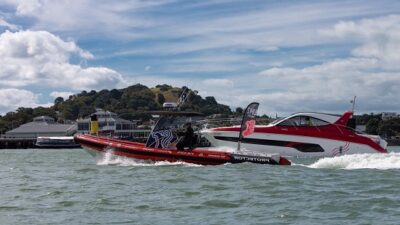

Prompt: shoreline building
[
  {"left": 3, "top": 116, "right": 77, "bottom": 139},
  {"left": 76, "top": 109, "right": 150, "bottom": 141},
  {"left": 0, "top": 116, "right": 77, "bottom": 148},
  {"left": 382, "top": 112, "right": 398, "bottom": 121}
]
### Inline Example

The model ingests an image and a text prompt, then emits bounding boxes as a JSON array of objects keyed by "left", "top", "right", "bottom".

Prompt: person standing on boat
[{"left": 176, "top": 122, "right": 194, "bottom": 150}]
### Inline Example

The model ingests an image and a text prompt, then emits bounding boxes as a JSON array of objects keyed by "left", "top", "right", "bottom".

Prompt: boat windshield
[
  {"left": 269, "top": 117, "right": 288, "bottom": 126},
  {"left": 146, "top": 114, "right": 204, "bottom": 149},
  {"left": 275, "top": 116, "right": 331, "bottom": 127},
  {"left": 152, "top": 116, "right": 204, "bottom": 131}
]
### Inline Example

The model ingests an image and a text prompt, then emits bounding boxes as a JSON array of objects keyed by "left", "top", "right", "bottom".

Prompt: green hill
[{"left": 0, "top": 84, "right": 232, "bottom": 133}]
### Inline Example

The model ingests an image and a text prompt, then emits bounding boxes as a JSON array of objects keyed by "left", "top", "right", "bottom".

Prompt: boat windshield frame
[
  {"left": 145, "top": 111, "right": 205, "bottom": 149},
  {"left": 271, "top": 114, "right": 333, "bottom": 127}
]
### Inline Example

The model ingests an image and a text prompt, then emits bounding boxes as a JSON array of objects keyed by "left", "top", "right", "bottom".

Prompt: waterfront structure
[
  {"left": 382, "top": 112, "right": 398, "bottom": 121},
  {"left": 0, "top": 116, "right": 77, "bottom": 148},
  {"left": 3, "top": 116, "right": 77, "bottom": 139},
  {"left": 76, "top": 109, "right": 150, "bottom": 140},
  {"left": 35, "top": 136, "right": 81, "bottom": 148}
]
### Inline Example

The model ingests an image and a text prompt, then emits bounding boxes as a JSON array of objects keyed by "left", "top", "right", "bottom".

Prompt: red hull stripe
[{"left": 79, "top": 140, "right": 228, "bottom": 165}]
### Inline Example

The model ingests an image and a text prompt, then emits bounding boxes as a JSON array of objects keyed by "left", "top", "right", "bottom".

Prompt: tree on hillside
[
  {"left": 156, "top": 84, "right": 172, "bottom": 91},
  {"left": 366, "top": 118, "right": 380, "bottom": 135},
  {"left": 0, "top": 84, "right": 235, "bottom": 133},
  {"left": 60, "top": 103, "right": 80, "bottom": 120},
  {"left": 205, "top": 96, "right": 217, "bottom": 105},
  {"left": 16, "top": 107, "right": 34, "bottom": 124},
  {"left": 157, "top": 93, "right": 165, "bottom": 105},
  {"left": 235, "top": 107, "right": 243, "bottom": 115},
  {"left": 78, "top": 91, "right": 88, "bottom": 97},
  {"left": 79, "top": 106, "right": 95, "bottom": 118},
  {"left": 110, "top": 89, "right": 122, "bottom": 99},
  {"left": 378, "top": 118, "right": 400, "bottom": 138},
  {"left": 121, "top": 85, "right": 158, "bottom": 110},
  {"left": 54, "top": 97, "right": 64, "bottom": 105},
  {"left": 355, "top": 113, "right": 381, "bottom": 125}
]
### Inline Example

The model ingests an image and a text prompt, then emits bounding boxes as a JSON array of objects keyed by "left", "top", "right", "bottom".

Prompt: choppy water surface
[{"left": 1, "top": 147, "right": 400, "bottom": 225}]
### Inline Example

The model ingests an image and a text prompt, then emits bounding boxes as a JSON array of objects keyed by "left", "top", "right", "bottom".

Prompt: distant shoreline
[{"left": 387, "top": 139, "right": 400, "bottom": 146}]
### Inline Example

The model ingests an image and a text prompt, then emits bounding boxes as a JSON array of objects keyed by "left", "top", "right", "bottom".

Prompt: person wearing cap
[{"left": 176, "top": 122, "right": 194, "bottom": 150}]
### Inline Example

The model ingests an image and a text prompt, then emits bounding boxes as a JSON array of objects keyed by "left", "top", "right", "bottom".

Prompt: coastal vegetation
[{"left": 0, "top": 84, "right": 232, "bottom": 133}]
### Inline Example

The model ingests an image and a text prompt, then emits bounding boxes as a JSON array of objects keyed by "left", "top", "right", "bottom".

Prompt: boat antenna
[
  {"left": 350, "top": 96, "right": 356, "bottom": 113},
  {"left": 237, "top": 102, "right": 259, "bottom": 151},
  {"left": 177, "top": 87, "right": 197, "bottom": 110}
]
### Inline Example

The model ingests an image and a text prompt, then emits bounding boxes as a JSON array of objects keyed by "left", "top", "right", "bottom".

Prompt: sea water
[{"left": 0, "top": 147, "right": 399, "bottom": 225}]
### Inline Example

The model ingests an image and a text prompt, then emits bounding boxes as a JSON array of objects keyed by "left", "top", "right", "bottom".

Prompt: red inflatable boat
[
  {"left": 75, "top": 134, "right": 291, "bottom": 166},
  {"left": 76, "top": 102, "right": 291, "bottom": 166}
]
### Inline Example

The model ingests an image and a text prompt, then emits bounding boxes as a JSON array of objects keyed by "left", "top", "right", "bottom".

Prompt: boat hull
[{"left": 74, "top": 134, "right": 291, "bottom": 166}]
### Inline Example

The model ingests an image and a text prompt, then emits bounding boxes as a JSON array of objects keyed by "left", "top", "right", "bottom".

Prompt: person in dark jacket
[{"left": 176, "top": 122, "right": 194, "bottom": 150}]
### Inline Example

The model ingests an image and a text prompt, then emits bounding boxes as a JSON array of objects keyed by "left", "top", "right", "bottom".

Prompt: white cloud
[
  {"left": 250, "top": 15, "right": 400, "bottom": 114},
  {"left": 0, "top": 88, "right": 46, "bottom": 114},
  {"left": 50, "top": 91, "right": 74, "bottom": 100},
  {"left": 202, "top": 79, "right": 234, "bottom": 88},
  {"left": 13, "top": 0, "right": 42, "bottom": 16},
  {"left": 0, "top": 30, "right": 125, "bottom": 90},
  {"left": 4, "top": 1, "right": 396, "bottom": 53},
  {"left": 1, "top": 2, "right": 399, "bottom": 116},
  {"left": 256, "top": 65, "right": 400, "bottom": 113},
  {"left": 3, "top": 1, "right": 400, "bottom": 82},
  {"left": 105, "top": 1, "right": 399, "bottom": 57},
  {"left": 321, "top": 15, "right": 400, "bottom": 70},
  {"left": 0, "top": 18, "right": 20, "bottom": 31},
  {"left": 1, "top": 0, "right": 160, "bottom": 39},
  {"left": 141, "top": 15, "right": 400, "bottom": 115}
]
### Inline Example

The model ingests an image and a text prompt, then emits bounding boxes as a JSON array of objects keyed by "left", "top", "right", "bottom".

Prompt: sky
[{"left": 0, "top": 0, "right": 400, "bottom": 116}]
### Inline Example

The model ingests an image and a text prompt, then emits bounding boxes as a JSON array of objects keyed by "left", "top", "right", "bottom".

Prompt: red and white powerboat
[
  {"left": 75, "top": 106, "right": 291, "bottom": 166},
  {"left": 74, "top": 134, "right": 291, "bottom": 166},
  {"left": 202, "top": 111, "right": 388, "bottom": 157}
]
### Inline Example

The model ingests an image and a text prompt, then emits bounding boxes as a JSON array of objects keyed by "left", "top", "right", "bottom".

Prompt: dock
[{"left": 0, "top": 137, "right": 36, "bottom": 149}]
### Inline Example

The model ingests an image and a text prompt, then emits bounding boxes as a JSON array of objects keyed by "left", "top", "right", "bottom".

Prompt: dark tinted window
[{"left": 277, "top": 116, "right": 330, "bottom": 127}]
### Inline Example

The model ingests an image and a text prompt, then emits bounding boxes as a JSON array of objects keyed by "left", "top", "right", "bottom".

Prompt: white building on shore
[
  {"left": 76, "top": 109, "right": 150, "bottom": 140},
  {"left": 382, "top": 112, "right": 398, "bottom": 121}
]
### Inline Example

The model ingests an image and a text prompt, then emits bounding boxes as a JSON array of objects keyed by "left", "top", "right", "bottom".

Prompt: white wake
[
  {"left": 198, "top": 146, "right": 237, "bottom": 153},
  {"left": 96, "top": 150, "right": 202, "bottom": 167},
  {"left": 308, "top": 152, "right": 400, "bottom": 170}
]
